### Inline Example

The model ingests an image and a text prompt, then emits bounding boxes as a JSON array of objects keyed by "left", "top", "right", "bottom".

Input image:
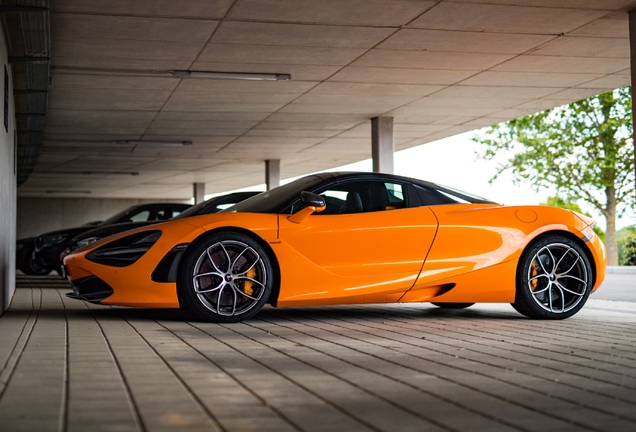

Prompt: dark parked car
[
  {"left": 60, "top": 192, "right": 260, "bottom": 266},
  {"left": 17, "top": 220, "right": 102, "bottom": 275},
  {"left": 26, "top": 203, "right": 191, "bottom": 275}
]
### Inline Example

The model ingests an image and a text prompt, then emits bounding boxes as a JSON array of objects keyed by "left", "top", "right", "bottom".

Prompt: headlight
[
  {"left": 86, "top": 231, "right": 161, "bottom": 267},
  {"left": 77, "top": 237, "right": 99, "bottom": 249},
  {"left": 42, "top": 234, "right": 68, "bottom": 245}
]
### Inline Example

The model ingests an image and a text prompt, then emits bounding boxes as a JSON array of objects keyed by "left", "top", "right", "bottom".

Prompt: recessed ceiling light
[
  {"left": 116, "top": 140, "right": 193, "bottom": 147},
  {"left": 172, "top": 70, "right": 291, "bottom": 81},
  {"left": 81, "top": 171, "right": 139, "bottom": 176}
]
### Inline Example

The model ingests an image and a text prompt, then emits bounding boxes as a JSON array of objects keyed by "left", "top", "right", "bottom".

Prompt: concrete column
[
  {"left": 630, "top": 10, "right": 636, "bottom": 196},
  {"left": 371, "top": 117, "right": 394, "bottom": 174},
  {"left": 193, "top": 182, "right": 205, "bottom": 204},
  {"left": 265, "top": 159, "right": 280, "bottom": 190}
]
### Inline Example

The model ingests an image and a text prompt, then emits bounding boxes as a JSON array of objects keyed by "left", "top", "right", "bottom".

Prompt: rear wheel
[
  {"left": 178, "top": 232, "right": 273, "bottom": 323},
  {"left": 431, "top": 302, "right": 474, "bottom": 309},
  {"left": 512, "top": 235, "right": 593, "bottom": 319}
]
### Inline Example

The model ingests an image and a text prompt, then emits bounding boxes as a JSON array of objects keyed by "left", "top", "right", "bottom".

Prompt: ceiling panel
[
  {"left": 227, "top": 0, "right": 436, "bottom": 26},
  {"left": 459, "top": 71, "right": 605, "bottom": 87},
  {"left": 408, "top": 2, "right": 608, "bottom": 33},
  {"left": 212, "top": 21, "right": 394, "bottom": 48},
  {"left": 379, "top": 29, "right": 554, "bottom": 54},
  {"left": 352, "top": 50, "right": 514, "bottom": 70},
  {"left": 529, "top": 36, "right": 629, "bottom": 58},
  {"left": 50, "top": 0, "right": 235, "bottom": 19}
]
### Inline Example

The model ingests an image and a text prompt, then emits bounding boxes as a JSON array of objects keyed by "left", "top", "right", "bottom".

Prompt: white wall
[
  {"left": 0, "top": 27, "right": 16, "bottom": 315},
  {"left": 17, "top": 197, "right": 191, "bottom": 239}
]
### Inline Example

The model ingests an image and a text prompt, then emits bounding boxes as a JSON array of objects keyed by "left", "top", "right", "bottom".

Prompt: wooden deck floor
[{"left": 1, "top": 275, "right": 635, "bottom": 432}]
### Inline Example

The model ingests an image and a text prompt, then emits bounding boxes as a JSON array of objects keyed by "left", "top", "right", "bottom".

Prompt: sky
[{"left": 209, "top": 131, "right": 636, "bottom": 231}]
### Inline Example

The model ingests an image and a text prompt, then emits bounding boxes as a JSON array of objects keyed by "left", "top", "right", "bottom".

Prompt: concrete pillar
[
  {"left": 265, "top": 159, "right": 280, "bottom": 190},
  {"left": 193, "top": 182, "right": 205, "bottom": 204},
  {"left": 371, "top": 117, "right": 394, "bottom": 174},
  {"left": 629, "top": 10, "right": 636, "bottom": 195}
]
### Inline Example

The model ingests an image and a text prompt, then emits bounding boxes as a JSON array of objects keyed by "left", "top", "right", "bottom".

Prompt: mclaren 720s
[{"left": 63, "top": 172, "right": 606, "bottom": 323}]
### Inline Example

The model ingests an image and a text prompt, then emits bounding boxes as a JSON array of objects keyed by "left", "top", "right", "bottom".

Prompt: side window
[
  {"left": 212, "top": 203, "right": 236, "bottom": 212},
  {"left": 413, "top": 185, "right": 459, "bottom": 206},
  {"left": 156, "top": 209, "right": 172, "bottom": 220},
  {"left": 128, "top": 210, "right": 151, "bottom": 222},
  {"left": 313, "top": 181, "right": 406, "bottom": 215},
  {"left": 385, "top": 183, "right": 405, "bottom": 210}
]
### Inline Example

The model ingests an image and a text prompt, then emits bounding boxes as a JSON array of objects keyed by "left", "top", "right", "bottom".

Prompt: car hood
[{"left": 38, "top": 226, "right": 97, "bottom": 239}]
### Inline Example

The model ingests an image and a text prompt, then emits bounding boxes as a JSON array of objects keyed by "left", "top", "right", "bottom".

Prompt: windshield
[
  {"left": 174, "top": 200, "right": 211, "bottom": 219},
  {"left": 100, "top": 205, "right": 141, "bottom": 225},
  {"left": 225, "top": 176, "right": 324, "bottom": 214}
]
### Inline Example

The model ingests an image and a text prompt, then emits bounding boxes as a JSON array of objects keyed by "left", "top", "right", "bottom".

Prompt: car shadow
[{"left": 77, "top": 302, "right": 525, "bottom": 324}]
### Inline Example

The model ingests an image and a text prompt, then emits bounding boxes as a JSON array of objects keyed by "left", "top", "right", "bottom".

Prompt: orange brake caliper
[
  {"left": 242, "top": 267, "right": 256, "bottom": 297},
  {"left": 530, "top": 263, "right": 539, "bottom": 291}
]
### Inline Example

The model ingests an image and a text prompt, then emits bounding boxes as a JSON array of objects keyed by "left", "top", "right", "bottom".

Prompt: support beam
[
  {"left": 193, "top": 182, "right": 205, "bottom": 204},
  {"left": 371, "top": 117, "right": 394, "bottom": 174},
  {"left": 265, "top": 159, "right": 280, "bottom": 190},
  {"left": 630, "top": 9, "right": 636, "bottom": 196}
]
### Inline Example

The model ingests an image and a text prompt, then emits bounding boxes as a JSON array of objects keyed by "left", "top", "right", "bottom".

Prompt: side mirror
[
  {"left": 300, "top": 191, "right": 326, "bottom": 209},
  {"left": 287, "top": 191, "right": 326, "bottom": 224}
]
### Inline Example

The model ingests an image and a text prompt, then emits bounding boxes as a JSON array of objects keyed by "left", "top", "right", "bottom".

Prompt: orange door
[{"left": 276, "top": 207, "right": 438, "bottom": 306}]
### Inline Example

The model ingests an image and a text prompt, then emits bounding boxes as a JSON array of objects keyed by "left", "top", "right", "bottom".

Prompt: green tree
[
  {"left": 540, "top": 196, "right": 605, "bottom": 242},
  {"left": 622, "top": 235, "right": 636, "bottom": 265},
  {"left": 474, "top": 87, "right": 635, "bottom": 266},
  {"left": 618, "top": 225, "right": 636, "bottom": 264}
]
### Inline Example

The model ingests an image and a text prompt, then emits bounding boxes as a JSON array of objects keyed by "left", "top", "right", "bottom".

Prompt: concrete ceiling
[{"left": 19, "top": 0, "right": 636, "bottom": 198}]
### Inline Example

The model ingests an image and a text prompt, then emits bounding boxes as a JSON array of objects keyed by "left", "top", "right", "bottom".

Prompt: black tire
[
  {"left": 511, "top": 235, "right": 593, "bottom": 320},
  {"left": 21, "top": 258, "right": 51, "bottom": 276},
  {"left": 177, "top": 231, "right": 273, "bottom": 323},
  {"left": 431, "top": 302, "right": 475, "bottom": 309}
]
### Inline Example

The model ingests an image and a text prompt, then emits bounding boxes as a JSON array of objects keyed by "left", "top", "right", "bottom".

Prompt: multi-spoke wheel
[
  {"left": 178, "top": 232, "right": 273, "bottom": 322},
  {"left": 512, "top": 235, "right": 593, "bottom": 319}
]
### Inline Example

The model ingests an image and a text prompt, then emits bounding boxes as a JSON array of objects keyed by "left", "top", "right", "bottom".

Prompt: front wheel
[
  {"left": 511, "top": 235, "right": 593, "bottom": 319},
  {"left": 177, "top": 232, "right": 273, "bottom": 323},
  {"left": 21, "top": 258, "right": 52, "bottom": 276}
]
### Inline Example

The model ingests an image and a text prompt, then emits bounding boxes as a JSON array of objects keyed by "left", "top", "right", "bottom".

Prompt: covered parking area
[{"left": 0, "top": 1, "right": 636, "bottom": 430}]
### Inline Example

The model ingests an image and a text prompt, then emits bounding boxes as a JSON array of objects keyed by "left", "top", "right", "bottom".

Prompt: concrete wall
[
  {"left": 17, "top": 197, "right": 191, "bottom": 239},
  {"left": 0, "top": 27, "right": 16, "bottom": 315}
]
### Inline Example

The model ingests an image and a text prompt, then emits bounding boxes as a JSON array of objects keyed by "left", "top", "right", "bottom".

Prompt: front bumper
[{"left": 67, "top": 276, "right": 114, "bottom": 303}]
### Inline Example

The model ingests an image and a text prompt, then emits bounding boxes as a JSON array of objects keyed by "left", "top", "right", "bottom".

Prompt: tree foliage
[
  {"left": 618, "top": 226, "right": 636, "bottom": 265},
  {"left": 474, "top": 87, "right": 635, "bottom": 265},
  {"left": 621, "top": 235, "right": 636, "bottom": 266}
]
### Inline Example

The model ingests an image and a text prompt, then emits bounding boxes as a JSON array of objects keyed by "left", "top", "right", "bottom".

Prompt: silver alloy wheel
[
  {"left": 192, "top": 240, "right": 267, "bottom": 316},
  {"left": 526, "top": 242, "right": 589, "bottom": 314}
]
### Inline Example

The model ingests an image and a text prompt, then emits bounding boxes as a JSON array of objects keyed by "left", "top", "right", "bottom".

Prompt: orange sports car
[{"left": 63, "top": 172, "right": 606, "bottom": 322}]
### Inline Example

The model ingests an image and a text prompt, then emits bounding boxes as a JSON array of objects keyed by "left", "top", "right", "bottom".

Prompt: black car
[
  {"left": 60, "top": 192, "right": 260, "bottom": 264},
  {"left": 27, "top": 203, "right": 191, "bottom": 275},
  {"left": 16, "top": 220, "right": 102, "bottom": 275}
]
